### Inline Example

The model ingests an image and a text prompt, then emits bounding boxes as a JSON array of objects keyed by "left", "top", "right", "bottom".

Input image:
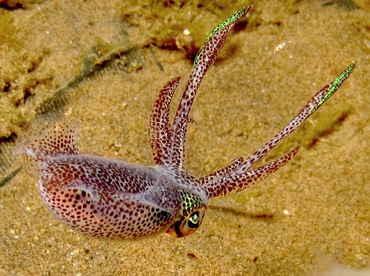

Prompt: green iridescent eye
[
  {"left": 166, "top": 195, "right": 207, "bottom": 238},
  {"left": 187, "top": 211, "right": 200, "bottom": 228}
]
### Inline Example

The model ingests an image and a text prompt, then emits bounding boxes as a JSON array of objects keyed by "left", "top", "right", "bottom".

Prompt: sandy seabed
[{"left": 0, "top": 1, "right": 369, "bottom": 275}]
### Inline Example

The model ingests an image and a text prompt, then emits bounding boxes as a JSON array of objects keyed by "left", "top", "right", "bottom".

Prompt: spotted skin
[{"left": 14, "top": 5, "right": 355, "bottom": 239}]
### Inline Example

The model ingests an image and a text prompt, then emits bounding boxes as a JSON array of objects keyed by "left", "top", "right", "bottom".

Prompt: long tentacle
[
  {"left": 200, "top": 62, "right": 355, "bottom": 198},
  {"left": 167, "top": 5, "right": 253, "bottom": 170}
]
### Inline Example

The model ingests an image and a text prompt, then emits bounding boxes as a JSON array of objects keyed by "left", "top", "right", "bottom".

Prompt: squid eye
[{"left": 187, "top": 211, "right": 200, "bottom": 228}]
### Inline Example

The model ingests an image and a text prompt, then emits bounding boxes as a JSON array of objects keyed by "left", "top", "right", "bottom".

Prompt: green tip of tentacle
[
  {"left": 194, "top": 5, "right": 253, "bottom": 65},
  {"left": 316, "top": 61, "right": 356, "bottom": 110},
  {"left": 206, "top": 5, "right": 252, "bottom": 42}
]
